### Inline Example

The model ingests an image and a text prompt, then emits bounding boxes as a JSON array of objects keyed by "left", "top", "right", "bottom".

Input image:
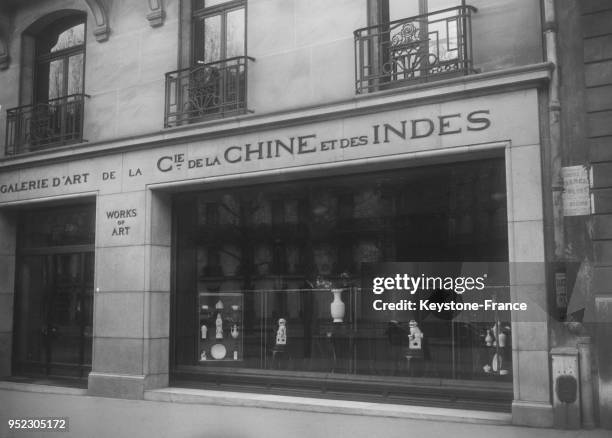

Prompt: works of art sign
[{"left": 0, "top": 90, "right": 539, "bottom": 204}]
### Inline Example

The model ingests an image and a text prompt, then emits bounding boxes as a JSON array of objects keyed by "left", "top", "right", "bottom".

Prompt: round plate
[{"left": 211, "top": 343, "right": 227, "bottom": 360}]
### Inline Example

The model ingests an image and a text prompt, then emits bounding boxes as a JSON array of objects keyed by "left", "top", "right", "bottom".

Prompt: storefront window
[{"left": 173, "top": 159, "right": 512, "bottom": 402}]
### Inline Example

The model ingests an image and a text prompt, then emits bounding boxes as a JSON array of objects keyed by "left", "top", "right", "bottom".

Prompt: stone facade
[{"left": 0, "top": 0, "right": 606, "bottom": 431}]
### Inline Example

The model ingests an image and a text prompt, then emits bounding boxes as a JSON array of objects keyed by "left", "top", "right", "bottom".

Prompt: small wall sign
[{"left": 561, "top": 165, "right": 590, "bottom": 216}]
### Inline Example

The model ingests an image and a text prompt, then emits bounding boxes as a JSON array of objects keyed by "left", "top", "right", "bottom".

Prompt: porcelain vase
[{"left": 330, "top": 289, "right": 345, "bottom": 323}]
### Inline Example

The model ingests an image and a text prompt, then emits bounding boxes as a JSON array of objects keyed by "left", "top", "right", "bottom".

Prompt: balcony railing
[
  {"left": 5, "top": 94, "right": 87, "bottom": 156},
  {"left": 354, "top": 5, "right": 477, "bottom": 94},
  {"left": 165, "top": 56, "right": 254, "bottom": 128}
]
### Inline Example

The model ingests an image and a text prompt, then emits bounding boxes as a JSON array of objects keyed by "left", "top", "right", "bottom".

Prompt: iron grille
[
  {"left": 165, "top": 56, "right": 254, "bottom": 128},
  {"left": 354, "top": 5, "right": 477, "bottom": 94},
  {"left": 5, "top": 94, "right": 88, "bottom": 156}
]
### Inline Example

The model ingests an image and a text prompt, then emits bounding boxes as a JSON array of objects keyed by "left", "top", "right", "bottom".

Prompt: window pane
[
  {"left": 68, "top": 53, "right": 84, "bottom": 94},
  {"left": 50, "top": 23, "right": 85, "bottom": 52},
  {"left": 226, "top": 8, "right": 245, "bottom": 58},
  {"left": 203, "top": 15, "right": 222, "bottom": 63},
  {"left": 388, "top": 0, "right": 419, "bottom": 21},
  {"left": 48, "top": 59, "right": 65, "bottom": 100},
  {"left": 427, "top": 0, "right": 461, "bottom": 13},
  {"left": 21, "top": 205, "right": 96, "bottom": 248},
  {"left": 205, "top": 0, "right": 234, "bottom": 7}
]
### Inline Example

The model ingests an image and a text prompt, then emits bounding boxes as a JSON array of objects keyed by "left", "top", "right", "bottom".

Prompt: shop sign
[{"left": 0, "top": 90, "right": 539, "bottom": 205}]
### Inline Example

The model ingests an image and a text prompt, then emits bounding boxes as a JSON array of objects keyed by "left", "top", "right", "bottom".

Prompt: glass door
[
  {"left": 13, "top": 204, "right": 95, "bottom": 380},
  {"left": 15, "top": 251, "right": 94, "bottom": 379}
]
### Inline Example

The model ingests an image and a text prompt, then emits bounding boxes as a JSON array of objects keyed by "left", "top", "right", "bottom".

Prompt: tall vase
[{"left": 330, "top": 289, "right": 345, "bottom": 323}]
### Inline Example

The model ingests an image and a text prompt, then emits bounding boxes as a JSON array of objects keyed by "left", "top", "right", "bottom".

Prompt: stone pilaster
[{"left": 88, "top": 190, "right": 171, "bottom": 399}]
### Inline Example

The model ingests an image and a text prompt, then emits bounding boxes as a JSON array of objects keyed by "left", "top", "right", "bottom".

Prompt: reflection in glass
[
  {"left": 226, "top": 8, "right": 245, "bottom": 58},
  {"left": 203, "top": 15, "right": 222, "bottom": 63},
  {"left": 47, "top": 59, "right": 65, "bottom": 100},
  {"left": 68, "top": 53, "right": 84, "bottom": 95},
  {"left": 50, "top": 23, "right": 85, "bottom": 52}
]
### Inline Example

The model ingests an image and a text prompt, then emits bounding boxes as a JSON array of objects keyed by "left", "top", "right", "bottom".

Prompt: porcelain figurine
[
  {"left": 215, "top": 313, "right": 223, "bottom": 339},
  {"left": 200, "top": 350, "right": 207, "bottom": 361},
  {"left": 484, "top": 330, "right": 493, "bottom": 346},
  {"left": 276, "top": 318, "right": 287, "bottom": 345},
  {"left": 233, "top": 350, "right": 238, "bottom": 360},
  {"left": 201, "top": 323, "right": 207, "bottom": 340},
  {"left": 231, "top": 324, "right": 239, "bottom": 339},
  {"left": 408, "top": 320, "right": 423, "bottom": 350}
]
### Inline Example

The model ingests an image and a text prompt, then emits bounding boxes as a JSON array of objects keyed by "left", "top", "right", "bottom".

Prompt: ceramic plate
[{"left": 211, "top": 343, "right": 227, "bottom": 360}]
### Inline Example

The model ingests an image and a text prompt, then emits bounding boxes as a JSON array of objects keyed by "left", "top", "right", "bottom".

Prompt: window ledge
[{"left": 144, "top": 387, "right": 512, "bottom": 426}]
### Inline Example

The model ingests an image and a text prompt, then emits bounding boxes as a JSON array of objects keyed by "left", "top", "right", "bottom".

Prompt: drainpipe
[
  {"left": 543, "top": 0, "right": 564, "bottom": 260},
  {"left": 542, "top": 0, "right": 596, "bottom": 429}
]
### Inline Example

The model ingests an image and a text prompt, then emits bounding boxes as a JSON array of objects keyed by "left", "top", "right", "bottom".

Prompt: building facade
[{"left": 0, "top": 0, "right": 607, "bottom": 432}]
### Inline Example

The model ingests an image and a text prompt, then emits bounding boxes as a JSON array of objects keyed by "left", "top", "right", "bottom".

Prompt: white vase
[{"left": 330, "top": 289, "right": 345, "bottom": 323}]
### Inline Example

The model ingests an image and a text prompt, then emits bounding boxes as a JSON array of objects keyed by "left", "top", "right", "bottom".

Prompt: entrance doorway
[{"left": 13, "top": 203, "right": 95, "bottom": 380}]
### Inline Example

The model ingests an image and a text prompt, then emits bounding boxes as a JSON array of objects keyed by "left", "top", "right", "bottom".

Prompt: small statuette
[
  {"left": 233, "top": 350, "right": 238, "bottom": 360},
  {"left": 200, "top": 350, "right": 207, "bottom": 361},
  {"left": 201, "top": 324, "right": 207, "bottom": 340},
  {"left": 215, "top": 300, "right": 224, "bottom": 310},
  {"left": 484, "top": 330, "right": 493, "bottom": 346},
  {"left": 498, "top": 331, "right": 507, "bottom": 348},
  {"left": 276, "top": 318, "right": 287, "bottom": 346},
  {"left": 231, "top": 324, "right": 239, "bottom": 339},
  {"left": 215, "top": 313, "right": 223, "bottom": 339},
  {"left": 408, "top": 320, "right": 423, "bottom": 350}
]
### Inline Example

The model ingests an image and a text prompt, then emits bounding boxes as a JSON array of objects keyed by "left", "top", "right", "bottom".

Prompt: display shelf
[{"left": 197, "top": 292, "right": 244, "bottom": 363}]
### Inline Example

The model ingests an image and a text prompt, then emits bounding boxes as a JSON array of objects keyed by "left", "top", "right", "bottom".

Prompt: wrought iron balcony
[
  {"left": 5, "top": 94, "right": 87, "bottom": 156},
  {"left": 354, "top": 5, "right": 477, "bottom": 94},
  {"left": 165, "top": 56, "right": 254, "bottom": 128}
]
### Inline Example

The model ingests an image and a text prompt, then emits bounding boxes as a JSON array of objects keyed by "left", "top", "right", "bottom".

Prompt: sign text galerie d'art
[{"left": 155, "top": 110, "right": 492, "bottom": 172}]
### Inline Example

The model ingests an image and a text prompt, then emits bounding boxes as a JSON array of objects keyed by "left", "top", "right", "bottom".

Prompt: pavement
[{"left": 1, "top": 382, "right": 610, "bottom": 438}]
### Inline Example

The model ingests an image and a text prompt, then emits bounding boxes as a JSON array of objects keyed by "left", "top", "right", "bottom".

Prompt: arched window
[
  {"left": 35, "top": 16, "right": 85, "bottom": 103},
  {"left": 5, "top": 12, "right": 87, "bottom": 155}
]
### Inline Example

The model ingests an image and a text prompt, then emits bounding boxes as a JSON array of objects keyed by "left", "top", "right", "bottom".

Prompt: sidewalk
[{"left": 1, "top": 383, "right": 609, "bottom": 438}]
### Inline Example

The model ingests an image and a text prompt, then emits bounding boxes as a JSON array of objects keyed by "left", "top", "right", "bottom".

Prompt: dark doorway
[{"left": 13, "top": 203, "right": 95, "bottom": 380}]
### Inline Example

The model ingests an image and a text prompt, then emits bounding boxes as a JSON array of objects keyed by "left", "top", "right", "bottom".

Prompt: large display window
[{"left": 172, "top": 158, "right": 512, "bottom": 408}]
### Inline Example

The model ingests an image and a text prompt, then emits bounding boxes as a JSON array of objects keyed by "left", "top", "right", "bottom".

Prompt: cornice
[{"left": 0, "top": 63, "right": 553, "bottom": 171}]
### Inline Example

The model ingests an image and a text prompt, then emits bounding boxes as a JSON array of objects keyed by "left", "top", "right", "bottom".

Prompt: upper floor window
[
  {"left": 164, "top": 0, "right": 250, "bottom": 128},
  {"left": 35, "top": 18, "right": 85, "bottom": 102},
  {"left": 5, "top": 13, "right": 87, "bottom": 156},
  {"left": 354, "top": 0, "right": 476, "bottom": 93},
  {"left": 192, "top": 0, "right": 245, "bottom": 65}
]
